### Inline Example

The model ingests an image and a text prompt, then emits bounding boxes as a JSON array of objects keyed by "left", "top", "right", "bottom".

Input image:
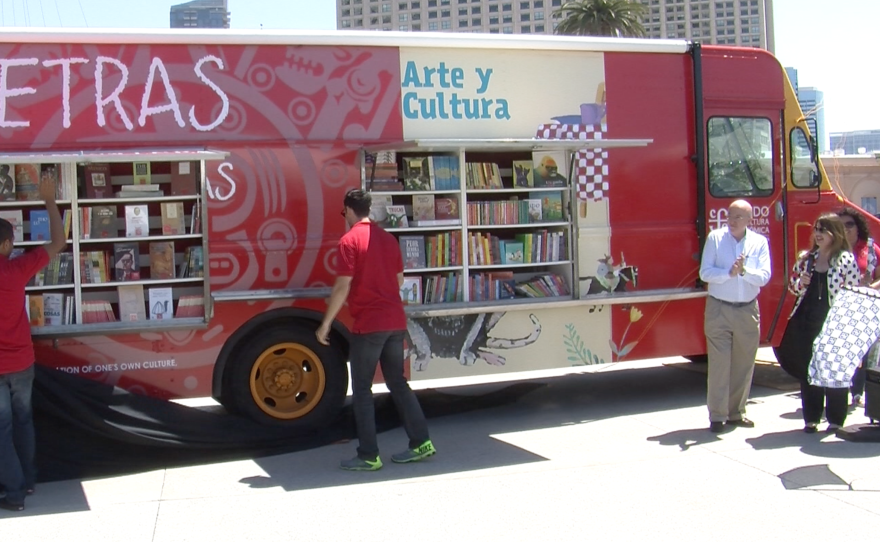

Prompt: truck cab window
[
  {"left": 707, "top": 117, "right": 773, "bottom": 198},
  {"left": 790, "top": 127, "right": 820, "bottom": 188}
]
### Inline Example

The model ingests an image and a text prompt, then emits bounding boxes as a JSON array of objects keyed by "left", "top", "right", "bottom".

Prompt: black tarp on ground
[{"left": 32, "top": 365, "right": 541, "bottom": 482}]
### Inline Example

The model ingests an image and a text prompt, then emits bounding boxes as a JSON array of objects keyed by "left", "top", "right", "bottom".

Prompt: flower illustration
[
  {"left": 610, "top": 305, "right": 644, "bottom": 361},
  {"left": 629, "top": 307, "right": 643, "bottom": 323}
]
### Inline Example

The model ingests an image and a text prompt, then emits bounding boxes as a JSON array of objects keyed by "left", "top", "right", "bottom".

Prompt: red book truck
[{"left": 0, "top": 29, "right": 869, "bottom": 429}]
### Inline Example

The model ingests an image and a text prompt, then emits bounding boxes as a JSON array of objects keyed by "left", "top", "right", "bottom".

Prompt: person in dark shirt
[
  {"left": 317, "top": 189, "right": 435, "bottom": 471},
  {"left": 0, "top": 175, "right": 67, "bottom": 512}
]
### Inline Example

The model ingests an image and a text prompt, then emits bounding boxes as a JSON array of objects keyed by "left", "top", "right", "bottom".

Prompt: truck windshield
[{"left": 707, "top": 117, "right": 773, "bottom": 198}]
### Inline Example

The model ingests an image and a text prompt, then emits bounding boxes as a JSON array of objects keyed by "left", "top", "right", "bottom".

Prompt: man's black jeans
[{"left": 349, "top": 330, "right": 429, "bottom": 460}]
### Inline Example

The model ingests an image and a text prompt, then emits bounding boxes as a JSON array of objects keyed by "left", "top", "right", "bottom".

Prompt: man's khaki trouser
[{"left": 704, "top": 296, "right": 760, "bottom": 423}]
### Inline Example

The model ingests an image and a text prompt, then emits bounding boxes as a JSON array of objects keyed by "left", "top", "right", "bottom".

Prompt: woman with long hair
[
  {"left": 776, "top": 213, "right": 861, "bottom": 433},
  {"left": 836, "top": 207, "right": 880, "bottom": 407}
]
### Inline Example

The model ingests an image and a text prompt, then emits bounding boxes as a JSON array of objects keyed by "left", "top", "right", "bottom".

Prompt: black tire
[{"left": 228, "top": 325, "right": 348, "bottom": 429}]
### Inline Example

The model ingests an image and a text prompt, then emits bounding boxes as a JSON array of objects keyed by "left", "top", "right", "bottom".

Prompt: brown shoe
[{"left": 0, "top": 497, "right": 25, "bottom": 512}]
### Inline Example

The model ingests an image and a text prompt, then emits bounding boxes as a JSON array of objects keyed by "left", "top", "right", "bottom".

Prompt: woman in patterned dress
[{"left": 775, "top": 213, "right": 861, "bottom": 433}]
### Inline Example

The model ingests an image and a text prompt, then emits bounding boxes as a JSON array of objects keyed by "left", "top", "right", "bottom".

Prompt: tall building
[
  {"left": 830, "top": 130, "right": 880, "bottom": 156},
  {"left": 336, "top": 0, "right": 774, "bottom": 51},
  {"left": 170, "top": 0, "right": 230, "bottom": 29}
]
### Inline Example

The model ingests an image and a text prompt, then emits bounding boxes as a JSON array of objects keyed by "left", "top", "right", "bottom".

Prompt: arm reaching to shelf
[{"left": 39, "top": 175, "right": 67, "bottom": 259}]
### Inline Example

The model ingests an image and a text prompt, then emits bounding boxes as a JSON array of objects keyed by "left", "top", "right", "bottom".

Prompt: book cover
[
  {"left": 403, "top": 156, "right": 433, "bottom": 191},
  {"left": 0, "top": 210, "right": 24, "bottom": 242},
  {"left": 161, "top": 202, "right": 185, "bottom": 235},
  {"left": 175, "top": 295, "right": 205, "bottom": 318},
  {"left": 532, "top": 151, "right": 567, "bottom": 188},
  {"left": 512, "top": 160, "right": 535, "bottom": 188},
  {"left": 385, "top": 205, "right": 408, "bottom": 228},
  {"left": 434, "top": 197, "right": 460, "bottom": 220},
  {"left": 400, "top": 276, "right": 422, "bottom": 305},
  {"left": 42, "top": 293, "right": 64, "bottom": 326},
  {"left": 132, "top": 161, "right": 151, "bottom": 185},
  {"left": 540, "top": 192, "right": 564, "bottom": 221},
  {"left": 149, "top": 241, "right": 175, "bottom": 279},
  {"left": 149, "top": 288, "right": 174, "bottom": 320},
  {"left": 117, "top": 284, "right": 147, "bottom": 322},
  {"left": 113, "top": 242, "right": 141, "bottom": 281},
  {"left": 90, "top": 206, "right": 118, "bottom": 239},
  {"left": 369, "top": 194, "right": 394, "bottom": 224},
  {"left": 171, "top": 161, "right": 197, "bottom": 195},
  {"left": 412, "top": 194, "right": 435, "bottom": 222},
  {"left": 431, "top": 156, "right": 451, "bottom": 190},
  {"left": 125, "top": 204, "right": 149, "bottom": 237},
  {"left": 399, "top": 235, "right": 426, "bottom": 270},
  {"left": 503, "top": 241, "right": 525, "bottom": 265},
  {"left": 84, "top": 163, "right": 112, "bottom": 199},
  {"left": 0, "top": 163, "right": 15, "bottom": 200},
  {"left": 29, "top": 296, "right": 44, "bottom": 326},
  {"left": 526, "top": 199, "right": 543, "bottom": 222},
  {"left": 14, "top": 164, "right": 39, "bottom": 201},
  {"left": 29, "top": 209, "right": 50, "bottom": 241}
]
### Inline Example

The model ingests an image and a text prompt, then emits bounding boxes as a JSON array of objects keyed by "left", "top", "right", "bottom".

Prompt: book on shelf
[
  {"left": 366, "top": 151, "right": 399, "bottom": 181},
  {"left": 403, "top": 156, "right": 433, "bottom": 191},
  {"left": 84, "top": 163, "right": 112, "bottom": 199},
  {"left": 42, "top": 293, "right": 64, "bottom": 326},
  {"left": 0, "top": 163, "right": 15, "bottom": 200},
  {"left": 512, "top": 160, "right": 535, "bottom": 188},
  {"left": 423, "top": 272, "right": 462, "bottom": 303},
  {"left": 81, "top": 300, "right": 117, "bottom": 324},
  {"left": 31, "top": 253, "right": 74, "bottom": 286},
  {"left": 369, "top": 194, "right": 394, "bottom": 225},
  {"left": 14, "top": 164, "right": 39, "bottom": 201},
  {"left": 175, "top": 294, "right": 205, "bottom": 318},
  {"left": 90, "top": 206, "right": 118, "bottom": 239},
  {"left": 367, "top": 180, "right": 404, "bottom": 191},
  {"left": 180, "top": 246, "right": 204, "bottom": 278},
  {"left": 116, "top": 189, "right": 165, "bottom": 198},
  {"left": 29, "top": 296, "right": 44, "bottom": 326},
  {"left": 532, "top": 151, "right": 567, "bottom": 188},
  {"left": 40, "top": 166, "right": 59, "bottom": 200},
  {"left": 470, "top": 271, "right": 516, "bottom": 301},
  {"left": 149, "top": 287, "right": 174, "bottom": 320},
  {"left": 385, "top": 205, "right": 408, "bottom": 228},
  {"left": 411, "top": 218, "right": 462, "bottom": 227},
  {"left": 0, "top": 210, "right": 24, "bottom": 242},
  {"left": 117, "top": 284, "right": 147, "bottom": 322},
  {"left": 63, "top": 294, "right": 75, "bottom": 325},
  {"left": 62, "top": 209, "right": 72, "bottom": 240},
  {"left": 539, "top": 192, "right": 564, "bottom": 222},
  {"left": 434, "top": 197, "right": 460, "bottom": 220},
  {"left": 501, "top": 241, "right": 525, "bottom": 265},
  {"left": 125, "top": 204, "right": 150, "bottom": 237},
  {"left": 132, "top": 161, "right": 151, "bottom": 185},
  {"left": 424, "top": 231, "right": 461, "bottom": 267},
  {"left": 149, "top": 241, "right": 175, "bottom": 279},
  {"left": 412, "top": 194, "right": 435, "bottom": 222},
  {"left": 57, "top": 163, "right": 77, "bottom": 200},
  {"left": 113, "top": 243, "right": 141, "bottom": 281},
  {"left": 171, "top": 161, "right": 197, "bottom": 195},
  {"left": 399, "top": 235, "right": 426, "bottom": 270},
  {"left": 190, "top": 201, "right": 202, "bottom": 234},
  {"left": 400, "top": 276, "right": 422, "bottom": 305},
  {"left": 465, "top": 162, "right": 503, "bottom": 189},
  {"left": 29, "top": 209, "right": 49, "bottom": 241},
  {"left": 514, "top": 273, "right": 570, "bottom": 298},
  {"left": 80, "top": 251, "right": 111, "bottom": 284},
  {"left": 527, "top": 199, "right": 543, "bottom": 222},
  {"left": 161, "top": 202, "right": 185, "bottom": 235}
]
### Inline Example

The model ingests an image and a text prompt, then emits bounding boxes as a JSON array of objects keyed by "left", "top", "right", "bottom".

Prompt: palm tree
[{"left": 554, "top": 0, "right": 648, "bottom": 38}]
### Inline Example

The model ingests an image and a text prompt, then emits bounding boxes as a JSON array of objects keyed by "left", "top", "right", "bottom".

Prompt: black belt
[{"left": 710, "top": 296, "right": 756, "bottom": 308}]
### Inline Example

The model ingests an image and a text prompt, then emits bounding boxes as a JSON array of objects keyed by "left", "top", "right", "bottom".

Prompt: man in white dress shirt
[{"left": 699, "top": 200, "right": 772, "bottom": 433}]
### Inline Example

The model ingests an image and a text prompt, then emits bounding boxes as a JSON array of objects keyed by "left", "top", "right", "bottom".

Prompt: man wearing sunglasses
[{"left": 699, "top": 200, "right": 772, "bottom": 433}]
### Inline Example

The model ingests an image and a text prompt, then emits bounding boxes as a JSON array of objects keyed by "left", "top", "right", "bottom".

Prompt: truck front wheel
[{"left": 229, "top": 326, "right": 348, "bottom": 429}]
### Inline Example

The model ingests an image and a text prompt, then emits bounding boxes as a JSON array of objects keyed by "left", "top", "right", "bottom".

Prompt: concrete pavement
[{"left": 2, "top": 355, "right": 879, "bottom": 540}]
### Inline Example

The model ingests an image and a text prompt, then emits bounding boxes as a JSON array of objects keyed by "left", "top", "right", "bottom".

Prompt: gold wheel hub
[{"left": 249, "top": 342, "right": 326, "bottom": 420}]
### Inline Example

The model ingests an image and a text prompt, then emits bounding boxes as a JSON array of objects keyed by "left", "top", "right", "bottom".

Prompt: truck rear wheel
[{"left": 229, "top": 326, "right": 348, "bottom": 429}]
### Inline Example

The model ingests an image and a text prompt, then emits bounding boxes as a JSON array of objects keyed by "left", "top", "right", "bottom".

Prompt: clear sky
[{"left": 0, "top": 0, "right": 875, "bottom": 139}]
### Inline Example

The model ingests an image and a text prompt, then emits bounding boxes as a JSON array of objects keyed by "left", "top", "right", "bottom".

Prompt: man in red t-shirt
[
  {"left": 317, "top": 189, "right": 435, "bottom": 471},
  {"left": 0, "top": 176, "right": 67, "bottom": 512}
]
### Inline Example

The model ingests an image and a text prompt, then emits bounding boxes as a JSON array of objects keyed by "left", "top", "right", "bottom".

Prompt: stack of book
[
  {"left": 365, "top": 151, "right": 403, "bottom": 191},
  {"left": 514, "top": 230, "right": 567, "bottom": 263},
  {"left": 514, "top": 274, "right": 570, "bottom": 298},
  {"left": 469, "top": 272, "right": 517, "bottom": 301},
  {"left": 80, "top": 300, "right": 118, "bottom": 323},
  {"left": 117, "top": 185, "right": 164, "bottom": 198},
  {"left": 466, "top": 199, "right": 543, "bottom": 226},
  {"left": 465, "top": 162, "right": 503, "bottom": 189},
  {"left": 80, "top": 251, "right": 112, "bottom": 284},
  {"left": 180, "top": 246, "right": 204, "bottom": 278},
  {"left": 430, "top": 156, "right": 461, "bottom": 190},
  {"left": 175, "top": 295, "right": 205, "bottom": 318},
  {"left": 422, "top": 273, "right": 463, "bottom": 304},
  {"left": 30, "top": 253, "right": 75, "bottom": 286}
]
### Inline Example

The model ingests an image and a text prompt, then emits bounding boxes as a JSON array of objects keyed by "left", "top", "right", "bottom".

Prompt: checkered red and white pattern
[{"left": 536, "top": 123, "right": 609, "bottom": 201}]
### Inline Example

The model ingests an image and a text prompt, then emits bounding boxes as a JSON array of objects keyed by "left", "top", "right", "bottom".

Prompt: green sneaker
[
  {"left": 391, "top": 440, "right": 436, "bottom": 463},
  {"left": 340, "top": 456, "right": 383, "bottom": 471}
]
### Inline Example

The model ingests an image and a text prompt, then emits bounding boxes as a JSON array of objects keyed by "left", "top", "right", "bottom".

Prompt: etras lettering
[{"left": 0, "top": 54, "right": 229, "bottom": 131}]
